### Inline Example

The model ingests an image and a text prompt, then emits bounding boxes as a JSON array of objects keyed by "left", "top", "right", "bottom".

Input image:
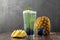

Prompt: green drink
[{"left": 23, "top": 10, "right": 36, "bottom": 35}]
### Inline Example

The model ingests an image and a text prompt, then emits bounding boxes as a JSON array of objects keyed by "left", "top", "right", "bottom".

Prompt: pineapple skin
[{"left": 36, "top": 16, "right": 51, "bottom": 36}]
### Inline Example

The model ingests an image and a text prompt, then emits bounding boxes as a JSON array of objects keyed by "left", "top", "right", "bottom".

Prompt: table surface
[{"left": 0, "top": 32, "right": 60, "bottom": 40}]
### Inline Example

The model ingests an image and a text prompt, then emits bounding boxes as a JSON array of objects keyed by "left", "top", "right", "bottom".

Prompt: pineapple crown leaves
[{"left": 24, "top": 6, "right": 32, "bottom": 10}]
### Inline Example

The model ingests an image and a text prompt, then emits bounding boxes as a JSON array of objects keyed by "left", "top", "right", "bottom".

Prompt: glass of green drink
[{"left": 23, "top": 10, "right": 36, "bottom": 35}]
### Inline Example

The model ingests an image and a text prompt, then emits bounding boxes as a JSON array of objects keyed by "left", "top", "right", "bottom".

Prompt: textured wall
[{"left": 0, "top": 0, "right": 60, "bottom": 33}]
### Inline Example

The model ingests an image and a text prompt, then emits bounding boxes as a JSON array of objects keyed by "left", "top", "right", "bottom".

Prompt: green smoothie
[{"left": 23, "top": 10, "right": 36, "bottom": 35}]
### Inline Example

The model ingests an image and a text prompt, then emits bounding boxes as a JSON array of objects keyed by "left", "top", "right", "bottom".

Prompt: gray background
[{"left": 0, "top": 0, "right": 60, "bottom": 33}]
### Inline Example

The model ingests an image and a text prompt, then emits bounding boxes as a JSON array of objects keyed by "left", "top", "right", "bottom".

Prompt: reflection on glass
[{"left": 26, "top": 35, "right": 34, "bottom": 40}]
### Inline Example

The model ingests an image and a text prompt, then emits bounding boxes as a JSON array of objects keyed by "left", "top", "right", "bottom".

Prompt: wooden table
[{"left": 0, "top": 32, "right": 60, "bottom": 40}]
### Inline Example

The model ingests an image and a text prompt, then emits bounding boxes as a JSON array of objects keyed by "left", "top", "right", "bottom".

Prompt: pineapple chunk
[{"left": 11, "top": 30, "right": 27, "bottom": 38}]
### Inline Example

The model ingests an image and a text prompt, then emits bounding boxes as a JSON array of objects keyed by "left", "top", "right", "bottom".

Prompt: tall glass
[{"left": 23, "top": 10, "right": 36, "bottom": 35}]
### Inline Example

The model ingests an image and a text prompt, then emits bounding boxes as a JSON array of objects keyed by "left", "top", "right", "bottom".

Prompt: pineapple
[
  {"left": 36, "top": 16, "right": 51, "bottom": 36},
  {"left": 11, "top": 30, "right": 27, "bottom": 38}
]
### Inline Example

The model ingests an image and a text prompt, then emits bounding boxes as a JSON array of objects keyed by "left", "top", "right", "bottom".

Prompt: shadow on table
[
  {"left": 35, "top": 35, "right": 53, "bottom": 40},
  {"left": 11, "top": 35, "right": 53, "bottom": 40}
]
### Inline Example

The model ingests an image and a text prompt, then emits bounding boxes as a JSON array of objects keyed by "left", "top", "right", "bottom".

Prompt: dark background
[{"left": 0, "top": 0, "right": 60, "bottom": 33}]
